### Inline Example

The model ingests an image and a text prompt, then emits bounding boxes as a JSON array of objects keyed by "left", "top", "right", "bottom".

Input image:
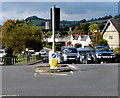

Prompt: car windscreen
[
  {"left": 63, "top": 48, "right": 78, "bottom": 53},
  {"left": 79, "top": 51, "right": 91, "bottom": 54},
  {"left": 95, "top": 46, "right": 112, "bottom": 52}
]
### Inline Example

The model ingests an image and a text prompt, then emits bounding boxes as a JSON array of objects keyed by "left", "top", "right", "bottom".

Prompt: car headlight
[
  {"left": 96, "top": 53, "right": 102, "bottom": 56},
  {"left": 77, "top": 54, "right": 80, "bottom": 58},
  {"left": 63, "top": 54, "right": 67, "bottom": 59}
]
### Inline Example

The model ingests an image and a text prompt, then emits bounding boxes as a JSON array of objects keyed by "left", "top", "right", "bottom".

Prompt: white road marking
[
  {"left": 70, "top": 71, "right": 74, "bottom": 74},
  {"left": 34, "top": 73, "right": 37, "bottom": 76},
  {"left": 35, "top": 72, "right": 68, "bottom": 76},
  {"left": 67, "top": 64, "right": 77, "bottom": 70}
]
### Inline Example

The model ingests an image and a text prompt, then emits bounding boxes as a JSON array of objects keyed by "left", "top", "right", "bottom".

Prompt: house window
[{"left": 109, "top": 36, "right": 113, "bottom": 40}]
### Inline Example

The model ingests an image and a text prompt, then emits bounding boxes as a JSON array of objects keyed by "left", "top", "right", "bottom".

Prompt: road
[{"left": 2, "top": 63, "right": 119, "bottom": 96}]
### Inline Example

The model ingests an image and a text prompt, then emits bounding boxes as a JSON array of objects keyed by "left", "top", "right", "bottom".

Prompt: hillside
[
  {"left": 25, "top": 16, "right": 48, "bottom": 26},
  {"left": 25, "top": 15, "right": 113, "bottom": 30}
]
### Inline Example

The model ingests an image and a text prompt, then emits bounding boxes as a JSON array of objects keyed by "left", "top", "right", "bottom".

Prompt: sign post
[
  {"left": 49, "top": 5, "right": 60, "bottom": 69},
  {"left": 52, "top": 5, "right": 55, "bottom": 52}
]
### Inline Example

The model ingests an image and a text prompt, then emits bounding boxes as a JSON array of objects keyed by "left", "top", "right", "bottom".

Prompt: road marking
[
  {"left": 70, "top": 71, "right": 74, "bottom": 74},
  {"left": 34, "top": 73, "right": 37, "bottom": 76},
  {"left": 34, "top": 72, "right": 68, "bottom": 76},
  {"left": 1, "top": 95, "right": 19, "bottom": 96},
  {"left": 67, "top": 64, "right": 77, "bottom": 70}
]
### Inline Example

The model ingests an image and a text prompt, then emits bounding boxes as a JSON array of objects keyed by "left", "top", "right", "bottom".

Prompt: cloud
[
  {"left": 2, "top": 0, "right": 120, "bottom": 2},
  {"left": 2, "top": 10, "right": 50, "bottom": 23},
  {"left": 1, "top": 2, "right": 118, "bottom": 25},
  {"left": 61, "top": 10, "right": 109, "bottom": 21}
]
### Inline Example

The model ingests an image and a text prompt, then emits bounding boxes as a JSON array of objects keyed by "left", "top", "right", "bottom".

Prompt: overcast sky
[{"left": 1, "top": 1, "right": 119, "bottom": 25}]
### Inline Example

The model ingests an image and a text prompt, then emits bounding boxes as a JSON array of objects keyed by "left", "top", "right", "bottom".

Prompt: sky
[{"left": 0, "top": 1, "right": 119, "bottom": 25}]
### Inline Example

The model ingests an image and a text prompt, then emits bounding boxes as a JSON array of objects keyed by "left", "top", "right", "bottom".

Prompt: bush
[{"left": 113, "top": 48, "right": 120, "bottom": 63}]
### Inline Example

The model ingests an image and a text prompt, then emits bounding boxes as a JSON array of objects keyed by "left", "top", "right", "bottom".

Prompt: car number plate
[
  {"left": 69, "top": 58, "right": 75, "bottom": 59},
  {"left": 102, "top": 56, "right": 112, "bottom": 58}
]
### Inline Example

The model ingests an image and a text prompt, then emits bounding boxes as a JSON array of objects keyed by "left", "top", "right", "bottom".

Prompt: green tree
[
  {"left": 89, "top": 24, "right": 99, "bottom": 34},
  {"left": 73, "top": 26, "right": 81, "bottom": 34},
  {"left": 2, "top": 19, "right": 43, "bottom": 54},
  {"left": 46, "top": 31, "right": 52, "bottom": 36},
  {"left": 73, "top": 23, "right": 90, "bottom": 34},
  {"left": 59, "top": 31, "right": 68, "bottom": 35},
  {"left": 92, "top": 32, "right": 108, "bottom": 46}
]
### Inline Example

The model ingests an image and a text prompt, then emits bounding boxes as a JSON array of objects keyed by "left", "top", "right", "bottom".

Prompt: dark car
[
  {"left": 85, "top": 46, "right": 115, "bottom": 64},
  {"left": 57, "top": 46, "right": 80, "bottom": 64},
  {"left": 77, "top": 47, "right": 93, "bottom": 64},
  {"left": 42, "top": 56, "right": 49, "bottom": 63}
]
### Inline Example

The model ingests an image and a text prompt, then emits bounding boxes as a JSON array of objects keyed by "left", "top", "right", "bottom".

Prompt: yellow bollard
[
  {"left": 51, "top": 59, "right": 57, "bottom": 67},
  {"left": 49, "top": 52, "right": 57, "bottom": 69}
]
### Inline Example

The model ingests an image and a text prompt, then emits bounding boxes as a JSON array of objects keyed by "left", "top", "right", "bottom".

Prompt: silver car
[{"left": 58, "top": 46, "right": 80, "bottom": 64}]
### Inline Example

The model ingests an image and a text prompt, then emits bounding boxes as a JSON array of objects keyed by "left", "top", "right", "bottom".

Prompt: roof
[
  {"left": 110, "top": 19, "right": 120, "bottom": 33},
  {"left": 72, "top": 34, "right": 93, "bottom": 41},
  {"left": 102, "top": 18, "right": 120, "bottom": 35}
]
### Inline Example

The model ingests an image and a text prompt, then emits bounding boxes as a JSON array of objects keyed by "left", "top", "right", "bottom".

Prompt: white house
[{"left": 67, "top": 34, "right": 92, "bottom": 48}]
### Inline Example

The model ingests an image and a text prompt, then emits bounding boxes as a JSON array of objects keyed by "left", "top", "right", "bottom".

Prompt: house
[
  {"left": 102, "top": 19, "right": 120, "bottom": 49},
  {"left": 66, "top": 34, "right": 92, "bottom": 48}
]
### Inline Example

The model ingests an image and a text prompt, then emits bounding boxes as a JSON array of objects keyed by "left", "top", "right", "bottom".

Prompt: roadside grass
[
  {"left": 14, "top": 55, "right": 41, "bottom": 65},
  {"left": 15, "top": 59, "right": 36, "bottom": 65}
]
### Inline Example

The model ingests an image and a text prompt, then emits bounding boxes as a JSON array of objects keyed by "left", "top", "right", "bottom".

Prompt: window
[{"left": 109, "top": 36, "right": 113, "bottom": 40}]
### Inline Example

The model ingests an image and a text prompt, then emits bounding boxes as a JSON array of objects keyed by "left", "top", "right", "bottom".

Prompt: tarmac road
[{"left": 2, "top": 63, "right": 119, "bottom": 96}]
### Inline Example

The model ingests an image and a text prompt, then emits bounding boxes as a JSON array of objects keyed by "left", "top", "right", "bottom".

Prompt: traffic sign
[
  {"left": 49, "top": 51, "right": 57, "bottom": 69},
  {"left": 51, "top": 53, "right": 57, "bottom": 58}
]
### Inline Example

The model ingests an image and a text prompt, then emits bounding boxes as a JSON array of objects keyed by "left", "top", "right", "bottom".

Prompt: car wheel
[
  {"left": 85, "top": 60, "right": 88, "bottom": 64},
  {"left": 58, "top": 57, "right": 62, "bottom": 64},
  {"left": 94, "top": 56, "right": 98, "bottom": 64},
  {"left": 82, "top": 59, "right": 85, "bottom": 64}
]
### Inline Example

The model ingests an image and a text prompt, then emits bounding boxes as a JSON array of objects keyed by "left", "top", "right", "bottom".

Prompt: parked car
[
  {"left": 39, "top": 50, "right": 47, "bottom": 55},
  {"left": 57, "top": 46, "right": 80, "bottom": 64},
  {"left": 42, "top": 56, "right": 49, "bottom": 63},
  {"left": 0, "top": 49, "right": 6, "bottom": 58},
  {"left": 85, "top": 46, "right": 115, "bottom": 64},
  {"left": 0, "top": 49, "right": 6, "bottom": 63},
  {"left": 77, "top": 47, "right": 93, "bottom": 64}
]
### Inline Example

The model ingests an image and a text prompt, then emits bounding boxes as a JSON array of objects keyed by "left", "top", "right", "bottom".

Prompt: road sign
[
  {"left": 51, "top": 53, "right": 57, "bottom": 58},
  {"left": 49, "top": 51, "right": 57, "bottom": 69}
]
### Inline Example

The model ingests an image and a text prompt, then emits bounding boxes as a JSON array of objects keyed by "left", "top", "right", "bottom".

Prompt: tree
[
  {"left": 80, "top": 19, "right": 86, "bottom": 23},
  {"left": 2, "top": 19, "right": 43, "bottom": 54},
  {"left": 89, "top": 24, "right": 100, "bottom": 34},
  {"left": 59, "top": 31, "right": 68, "bottom": 35},
  {"left": 80, "top": 23, "right": 90, "bottom": 34},
  {"left": 92, "top": 32, "right": 108, "bottom": 46},
  {"left": 73, "top": 23, "right": 90, "bottom": 34},
  {"left": 73, "top": 26, "right": 81, "bottom": 34}
]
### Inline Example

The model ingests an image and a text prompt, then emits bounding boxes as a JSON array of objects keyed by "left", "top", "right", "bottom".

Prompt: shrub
[{"left": 113, "top": 48, "right": 120, "bottom": 63}]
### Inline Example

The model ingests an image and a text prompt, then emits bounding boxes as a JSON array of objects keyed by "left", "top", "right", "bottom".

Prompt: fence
[
  {"left": 0, "top": 55, "right": 38, "bottom": 65},
  {"left": 0, "top": 57, "right": 17, "bottom": 65}
]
